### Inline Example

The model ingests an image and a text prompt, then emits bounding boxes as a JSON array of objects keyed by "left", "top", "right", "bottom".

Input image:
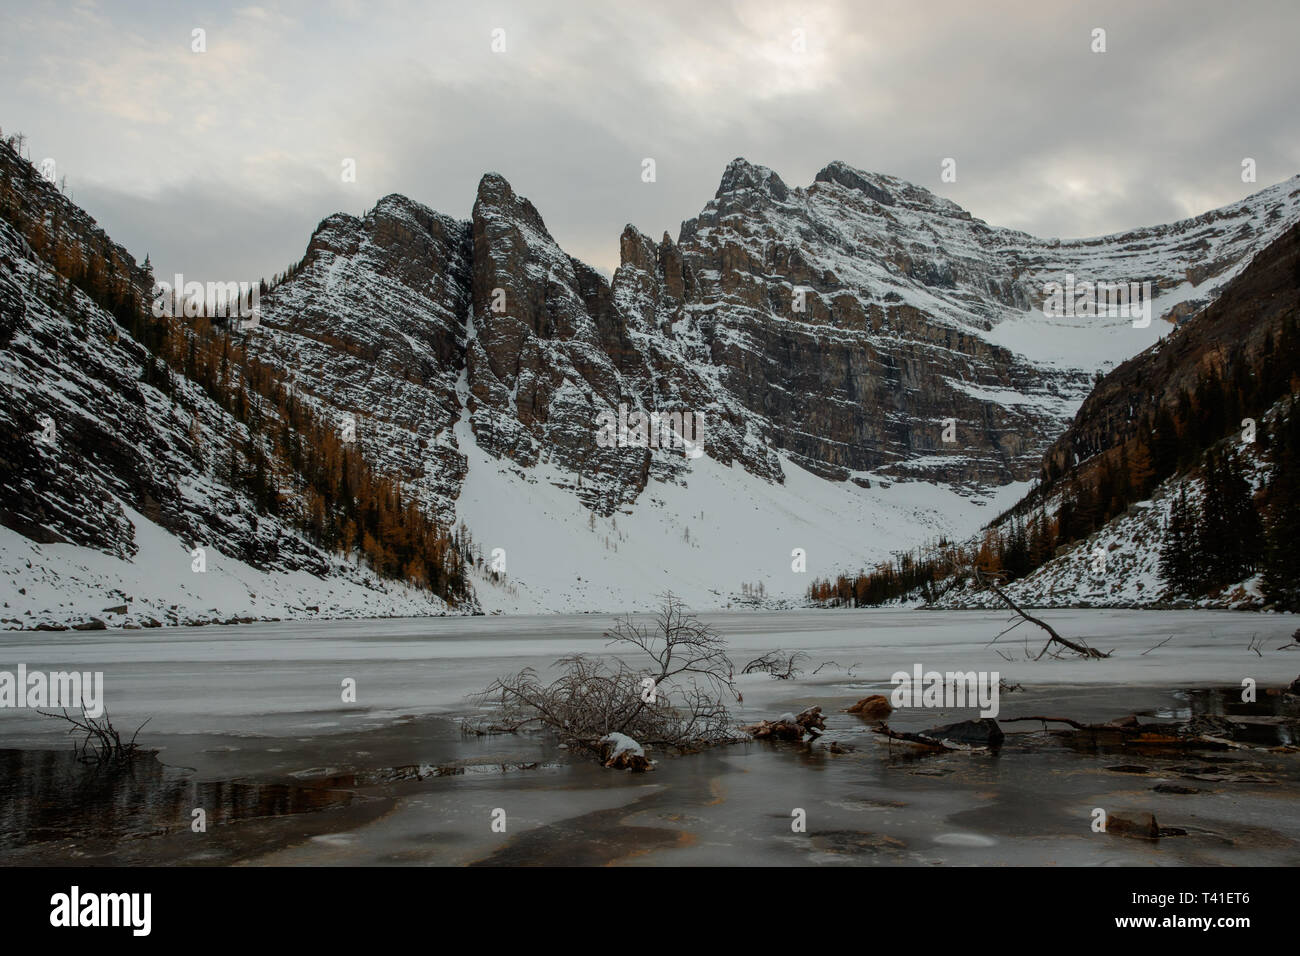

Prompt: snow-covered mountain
[
  {"left": 246, "top": 159, "right": 1300, "bottom": 611},
  {"left": 4, "top": 135, "right": 1299, "bottom": 621}
]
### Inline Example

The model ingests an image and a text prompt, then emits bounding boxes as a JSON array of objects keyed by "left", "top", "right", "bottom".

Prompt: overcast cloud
[{"left": 2, "top": 0, "right": 1297, "bottom": 285}]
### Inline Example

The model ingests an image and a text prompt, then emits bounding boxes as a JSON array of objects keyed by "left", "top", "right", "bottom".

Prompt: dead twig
[
  {"left": 742, "top": 649, "right": 808, "bottom": 680},
  {"left": 1141, "top": 636, "right": 1174, "bottom": 656},
  {"left": 987, "top": 616, "right": 1026, "bottom": 646}
]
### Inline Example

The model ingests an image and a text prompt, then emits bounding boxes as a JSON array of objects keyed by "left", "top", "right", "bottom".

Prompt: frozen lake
[
  {"left": 3, "top": 609, "right": 1298, "bottom": 866},
  {"left": 1, "top": 608, "right": 1296, "bottom": 741}
]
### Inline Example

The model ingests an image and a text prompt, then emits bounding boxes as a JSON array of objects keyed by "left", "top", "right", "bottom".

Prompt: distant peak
[
  {"left": 476, "top": 171, "right": 515, "bottom": 202},
  {"left": 618, "top": 224, "right": 656, "bottom": 270},
  {"left": 472, "top": 170, "right": 555, "bottom": 241},
  {"left": 473, "top": 170, "right": 530, "bottom": 220},
  {"left": 716, "top": 157, "right": 789, "bottom": 201}
]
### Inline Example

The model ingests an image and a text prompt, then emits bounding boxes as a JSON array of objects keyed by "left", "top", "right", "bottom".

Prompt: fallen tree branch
[
  {"left": 37, "top": 707, "right": 153, "bottom": 764},
  {"left": 871, "top": 718, "right": 1004, "bottom": 750},
  {"left": 812, "top": 659, "right": 862, "bottom": 676},
  {"left": 744, "top": 706, "right": 825, "bottom": 741},
  {"left": 974, "top": 568, "right": 1109, "bottom": 659},
  {"left": 987, "top": 616, "right": 1026, "bottom": 646},
  {"left": 872, "top": 723, "right": 947, "bottom": 750}
]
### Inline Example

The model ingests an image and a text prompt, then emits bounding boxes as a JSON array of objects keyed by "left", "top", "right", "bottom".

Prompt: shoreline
[{"left": 4, "top": 601, "right": 1294, "bottom": 633}]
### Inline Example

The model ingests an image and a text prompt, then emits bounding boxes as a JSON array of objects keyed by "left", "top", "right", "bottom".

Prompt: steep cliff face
[
  {"left": 463, "top": 172, "right": 680, "bottom": 511},
  {"left": 252, "top": 157, "right": 1300, "bottom": 526},
  {"left": 649, "top": 159, "right": 1300, "bottom": 486},
  {"left": 647, "top": 159, "right": 1057, "bottom": 486}
]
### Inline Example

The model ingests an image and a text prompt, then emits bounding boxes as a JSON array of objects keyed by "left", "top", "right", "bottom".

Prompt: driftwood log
[{"left": 744, "top": 706, "right": 826, "bottom": 741}]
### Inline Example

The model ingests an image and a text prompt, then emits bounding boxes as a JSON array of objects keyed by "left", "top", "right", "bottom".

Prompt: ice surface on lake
[{"left": 2, "top": 609, "right": 1295, "bottom": 742}]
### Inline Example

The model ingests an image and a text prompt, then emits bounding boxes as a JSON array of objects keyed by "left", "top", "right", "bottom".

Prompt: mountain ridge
[{"left": 253, "top": 157, "right": 1300, "bottom": 492}]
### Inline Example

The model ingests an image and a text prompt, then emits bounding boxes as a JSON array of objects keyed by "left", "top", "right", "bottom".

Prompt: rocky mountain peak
[
  {"left": 475, "top": 171, "right": 514, "bottom": 203},
  {"left": 812, "top": 160, "right": 972, "bottom": 221},
  {"left": 473, "top": 171, "right": 551, "bottom": 237},
  {"left": 304, "top": 210, "right": 363, "bottom": 260},
  {"left": 264, "top": 157, "right": 1300, "bottom": 522},
  {"left": 715, "top": 157, "right": 790, "bottom": 202}
]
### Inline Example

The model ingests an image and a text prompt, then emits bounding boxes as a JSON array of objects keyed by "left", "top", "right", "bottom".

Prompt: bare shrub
[
  {"left": 38, "top": 707, "right": 153, "bottom": 765},
  {"left": 472, "top": 593, "right": 739, "bottom": 757}
]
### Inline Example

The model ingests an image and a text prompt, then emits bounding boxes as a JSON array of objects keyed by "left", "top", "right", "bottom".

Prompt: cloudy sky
[{"left": 2, "top": 0, "right": 1297, "bottom": 285}]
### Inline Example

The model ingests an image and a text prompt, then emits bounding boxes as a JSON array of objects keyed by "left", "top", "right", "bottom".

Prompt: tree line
[{"left": 809, "top": 311, "right": 1300, "bottom": 609}]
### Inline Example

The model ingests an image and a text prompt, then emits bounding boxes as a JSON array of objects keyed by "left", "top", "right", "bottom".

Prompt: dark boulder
[{"left": 919, "top": 718, "right": 1004, "bottom": 749}]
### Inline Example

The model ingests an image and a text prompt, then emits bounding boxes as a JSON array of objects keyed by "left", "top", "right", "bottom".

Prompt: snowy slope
[
  {"left": 0, "top": 504, "right": 454, "bottom": 631},
  {"left": 454, "top": 416, "right": 1029, "bottom": 613},
  {"left": 0, "top": 143, "right": 470, "bottom": 631}
]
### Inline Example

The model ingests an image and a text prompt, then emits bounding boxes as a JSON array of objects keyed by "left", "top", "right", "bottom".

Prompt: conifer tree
[
  {"left": 1159, "top": 483, "right": 1199, "bottom": 595},
  {"left": 1262, "top": 402, "right": 1300, "bottom": 609}
]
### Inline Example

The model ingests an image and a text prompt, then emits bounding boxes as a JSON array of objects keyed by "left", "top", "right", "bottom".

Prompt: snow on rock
[
  {"left": 0, "top": 505, "right": 453, "bottom": 630},
  {"left": 599, "top": 732, "right": 651, "bottom": 770},
  {"left": 7, "top": 136, "right": 1300, "bottom": 625},
  {"left": 933, "top": 472, "right": 1266, "bottom": 612},
  {"left": 599, "top": 732, "right": 645, "bottom": 758}
]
